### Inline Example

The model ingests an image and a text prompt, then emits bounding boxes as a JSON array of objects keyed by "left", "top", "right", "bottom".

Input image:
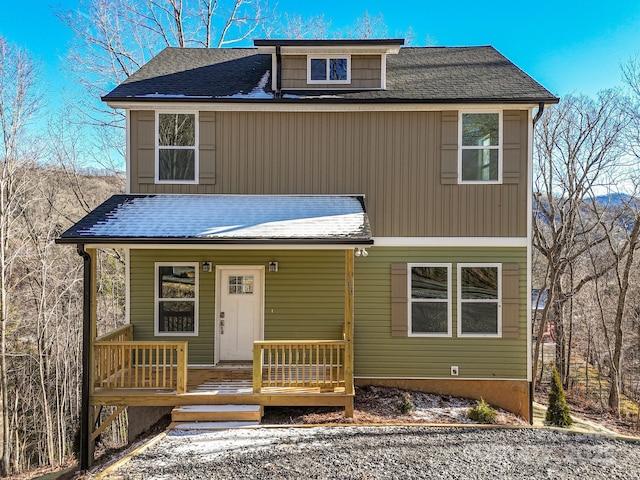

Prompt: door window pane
[{"left": 228, "top": 275, "right": 254, "bottom": 294}]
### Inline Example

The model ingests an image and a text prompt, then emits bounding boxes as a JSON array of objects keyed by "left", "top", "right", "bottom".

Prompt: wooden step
[
  {"left": 172, "top": 404, "right": 262, "bottom": 423},
  {"left": 169, "top": 421, "right": 260, "bottom": 430}
]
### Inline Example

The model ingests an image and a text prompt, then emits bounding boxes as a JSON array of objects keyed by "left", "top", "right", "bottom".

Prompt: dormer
[{"left": 254, "top": 39, "right": 404, "bottom": 93}]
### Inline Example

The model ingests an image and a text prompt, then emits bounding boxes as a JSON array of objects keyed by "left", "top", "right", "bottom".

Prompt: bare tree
[
  {"left": 278, "top": 13, "right": 332, "bottom": 40},
  {"left": 0, "top": 37, "right": 42, "bottom": 477},
  {"left": 532, "top": 91, "right": 629, "bottom": 389}
]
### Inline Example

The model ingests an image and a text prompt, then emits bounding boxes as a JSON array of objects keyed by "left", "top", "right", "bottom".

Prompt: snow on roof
[
  {"left": 217, "top": 71, "right": 272, "bottom": 99},
  {"left": 58, "top": 194, "right": 372, "bottom": 245}
]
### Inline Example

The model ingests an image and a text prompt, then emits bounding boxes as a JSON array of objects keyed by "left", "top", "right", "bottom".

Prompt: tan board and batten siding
[
  {"left": 130, "top": 247, "right": 527, "bottom": 380},
  {"left": 130, "top": 110, "right": 528, "bottom": 238},
  {"left": 280, "top": 55, "right": 382, "bottom": 89}
]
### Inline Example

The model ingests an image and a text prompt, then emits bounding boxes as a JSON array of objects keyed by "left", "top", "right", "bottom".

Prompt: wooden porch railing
[
  {"left": 93, "top": 341, "right": 188, "bottom": 393},
  {"left": 253, "top": 340, "right": 347, "bottom": 392},
  {"left": 95, "top": 324, "right": 133, "bottom": 343}
]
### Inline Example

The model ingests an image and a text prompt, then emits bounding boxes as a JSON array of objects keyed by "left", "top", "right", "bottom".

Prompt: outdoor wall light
[
  {"left": 269, "top": 261, "right": 279, "bottom": 272},
  {"left": 354, "top": 247, "right": 368, "bottom": 257},
  {"left": 202, "top": 261, "right": 212, "bottom": 272}
]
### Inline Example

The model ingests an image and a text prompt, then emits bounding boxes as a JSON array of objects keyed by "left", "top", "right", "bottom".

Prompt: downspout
[
  {"left": 532, "top": 102, "right": 545, "bottom": 125},
  {"left": 77, "top": 244, "right": 92, "bottom": 471},
  {"left": 275, "top": 45, "right": 282, "bottom": 99}
]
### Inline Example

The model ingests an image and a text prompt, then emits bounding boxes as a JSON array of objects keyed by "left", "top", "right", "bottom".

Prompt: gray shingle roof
[
  {"left": 102, "top": 46, "right": 557, "bottom": 103},
  {"left": 57, "top": 194, "right": 373, "bottom": 245}
]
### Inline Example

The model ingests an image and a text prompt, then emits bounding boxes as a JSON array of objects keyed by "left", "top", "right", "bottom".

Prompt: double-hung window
[
  {"left": 155, "top": 263, "right": 198, "bottom": 335},
  {"left": 408, "top": 264, "right": 451, "bottom": 336},
  {"left": 457, "top": 264, "right": 501, "bottom": 337},
  {"left": 459, "top": 112, "right": 501, "bottom": 183},
  {"left": 308, "top": 56, "right": 350, "bottom": 84},
  {"left": 156, "top": 112, "right": 198, "bottom": 183}
]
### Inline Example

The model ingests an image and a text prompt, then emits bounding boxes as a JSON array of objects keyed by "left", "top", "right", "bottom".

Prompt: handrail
[
  {"left": 93, "top": 341, "right": 188, "bottom": 393},
  {"left": 253, "top": 340, "right": 346, "bottom": 393},
  {"left": 95, "top": 324, "right": 133, "bottom": 343}
]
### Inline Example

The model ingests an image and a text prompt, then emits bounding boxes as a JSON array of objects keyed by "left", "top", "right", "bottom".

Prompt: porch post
[{"left": 344, "top": 249, "right": 355, "bottom": 417}]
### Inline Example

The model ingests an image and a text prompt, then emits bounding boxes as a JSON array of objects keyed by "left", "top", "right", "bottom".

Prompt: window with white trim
[
  {"left": 457, "top": 264, "right": 501, "bottom": 337},
  {"left": 155, "top": 263, "right": 198, "bottom": 335},
  {"left": 409, "top": 264, "right": 451, "bottom": 336},
  {"left": 459, "top": 112, "right": 501, "bottom": 183},
  {"left": 156, "top": 112, "right": 198, "bottom": 183},
  {"left": 307, "top": 56, "right": 350, "bottom": 84}
]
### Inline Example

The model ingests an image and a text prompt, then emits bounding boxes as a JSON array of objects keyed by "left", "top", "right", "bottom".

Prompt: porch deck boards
[{"left": 91, "top": 366, "right": 349, "bottom": 407}]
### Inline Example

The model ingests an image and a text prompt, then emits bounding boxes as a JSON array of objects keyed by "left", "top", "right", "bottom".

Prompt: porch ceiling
[{"left": 56, "top": 194, "right": 373, "bottom": 246}]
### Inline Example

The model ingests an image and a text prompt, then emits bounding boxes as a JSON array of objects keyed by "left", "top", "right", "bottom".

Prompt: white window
[
  {"left": 156, "top": 112, "right": 198, "bottom": 183},
  {"left": 459, "top": 112, "right": 502, "bottom": 183},
  {"left": 307, "top": 56, "right": 350, "bottom": 84},
  {"left": 155, "top": 263, "right": 198, "bottom": 336},
  {"left": 408, "top": 263, "right": 452, "bottom": 336},
  {"left": 457, "top": 264, "right": 501, "bottom": 337}
]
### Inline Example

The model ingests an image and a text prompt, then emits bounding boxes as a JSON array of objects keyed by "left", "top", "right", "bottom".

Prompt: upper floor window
[
  {"left": 409, "top": 264, "right": 452, "bottom": 337},
  {"left": 459, "top": 112, "right": 501, "bottom": 183},
  {"left": 308, "top": 56, "right": 350, "bottom": 84},
  {"left": 457, "top": 264, "right": 501, "bottom": 337},
  {"left": 156, "top": 112, "right": 198, "bottom": 183}
]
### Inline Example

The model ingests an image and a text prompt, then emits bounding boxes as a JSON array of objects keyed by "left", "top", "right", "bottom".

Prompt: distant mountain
[{"left": 592, "top": 193, "right": 632, "bottom": 206}]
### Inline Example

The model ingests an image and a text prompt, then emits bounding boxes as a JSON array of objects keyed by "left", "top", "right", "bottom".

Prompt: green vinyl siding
[
  {"left": 129, "top": 246, "right": 528, "bottom": 379},
  {"left": 353, "top": 246, "right": 528, "bottom": 380},
  {"left": 130, "top": 249, "right": 346, "bottom": 364}
]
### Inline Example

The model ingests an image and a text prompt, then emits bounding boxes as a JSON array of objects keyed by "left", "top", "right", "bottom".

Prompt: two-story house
[{"left": 58, "top": 39, "right": 557, "bottom": 468}]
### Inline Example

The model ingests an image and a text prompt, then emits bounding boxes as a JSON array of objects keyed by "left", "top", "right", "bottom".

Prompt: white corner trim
[
  {"left": 373, "top": 237, "right": 528, "bottom": 247},
  {"left": 527, "top": 107, "right": 534, "bottom": 383},
  {"left": 125, "top": 247, "right": 130, "bottom": 323},
  {"left": 125, "top": 110, "right": 131, "bottom": 194}
]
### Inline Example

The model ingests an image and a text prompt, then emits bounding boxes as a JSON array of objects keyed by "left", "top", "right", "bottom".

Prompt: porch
[
  {"left": 56, "top": 194, "right": 371, "bottom": 469},
  {"left": 90, "top": 325, "right": 354, "bottom": 411}
]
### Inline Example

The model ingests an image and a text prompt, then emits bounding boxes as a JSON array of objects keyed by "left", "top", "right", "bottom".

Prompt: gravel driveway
[{"left": 103, "top": 426, "right": 640, "bottom": 479}]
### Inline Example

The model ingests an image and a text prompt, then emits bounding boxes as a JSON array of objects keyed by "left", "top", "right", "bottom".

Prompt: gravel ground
[{"left": 102, "top": 426, "right": 640, "bottom": 480}]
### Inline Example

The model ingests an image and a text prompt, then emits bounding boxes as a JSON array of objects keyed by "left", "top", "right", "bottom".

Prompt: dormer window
[{"left": 308, "top": 56, "right": 351, "bottom": 84}]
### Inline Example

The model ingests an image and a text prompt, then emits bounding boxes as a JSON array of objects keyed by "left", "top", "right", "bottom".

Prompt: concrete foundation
[
  {"left": 127, "top": 406, "right": 173, "bottom": 443},
  {"left": 354, "top": 378, "right": 531, "bottom": 422}
]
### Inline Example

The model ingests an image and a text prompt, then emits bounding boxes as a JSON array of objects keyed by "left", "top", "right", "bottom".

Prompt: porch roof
[{"left": 56, "top": 194, "right": 373, "bottom": 246}]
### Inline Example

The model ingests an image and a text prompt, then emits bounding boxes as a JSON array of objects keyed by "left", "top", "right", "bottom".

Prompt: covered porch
[
  {"left": 90, "top": 316, "right": 353, "bottom": 406},
  {"left": 56, "top": 194, "right": 372, "bottom": 468}
]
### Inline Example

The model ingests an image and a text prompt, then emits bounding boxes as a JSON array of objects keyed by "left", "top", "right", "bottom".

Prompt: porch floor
[{"left": 91, "top": 365, "right": 349, "bottom": 408}]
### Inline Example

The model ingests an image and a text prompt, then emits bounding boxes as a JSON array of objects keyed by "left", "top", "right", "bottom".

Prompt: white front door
[{"left": 217, "top": 267, "right": 264, "bottom": 361}]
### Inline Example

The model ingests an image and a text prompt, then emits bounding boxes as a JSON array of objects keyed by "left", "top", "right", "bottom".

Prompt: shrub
[
  {"left": 546, "top": 365, "right": 573, "bottom": 427},
  {"left": 468, "top": 398, "right": 496, "bottom": 424},
  {"left": 398, "top": 392, "right": 415, "bottom": 414}
]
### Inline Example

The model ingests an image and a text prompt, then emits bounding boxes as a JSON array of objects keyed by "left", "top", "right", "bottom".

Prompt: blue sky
[{"left": 1, "top": 0, "right": 639, "bottom": 99}]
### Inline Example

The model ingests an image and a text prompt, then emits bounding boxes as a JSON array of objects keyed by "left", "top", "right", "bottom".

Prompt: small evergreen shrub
[
  {"left": 398, "top": 392, "right": 415, "bottom": 414},
  {"left": 468, "top": 398, "right": 497, "bottom": 424},
  {"left": 546, "top": 365, "right": 573, "bottom": 427}
]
